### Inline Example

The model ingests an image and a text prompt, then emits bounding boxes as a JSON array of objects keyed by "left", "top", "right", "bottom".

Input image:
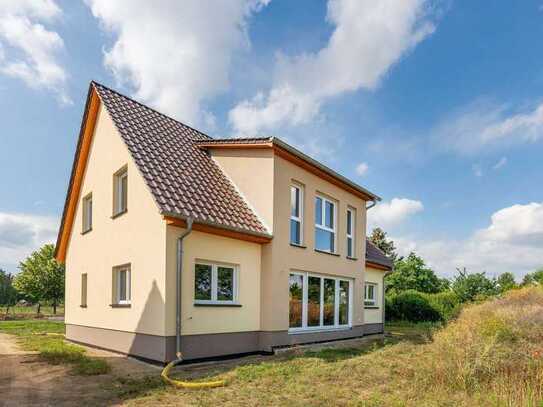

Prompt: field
[
  {"left": 1, "top": 287, "right": 542, "bottom": 406},
  {"left": 0, "top": 305, "right": 65, "bottom": 319}
]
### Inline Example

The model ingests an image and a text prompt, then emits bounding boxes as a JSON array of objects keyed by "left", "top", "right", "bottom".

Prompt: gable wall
[{"left": 65, "top": 103, "right": 168, "bottom": 337}]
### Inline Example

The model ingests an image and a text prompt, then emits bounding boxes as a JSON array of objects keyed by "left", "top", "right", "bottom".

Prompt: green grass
[
  {"left": 118, "top": 288, "right": 543, "bottom": 406},
  {"left": 0, "top": 320, "right": 110, "bottom": 375}
]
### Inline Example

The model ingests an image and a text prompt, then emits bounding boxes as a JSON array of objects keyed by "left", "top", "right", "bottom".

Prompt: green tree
[
  {"left": 452, "top": 267, "right": 498, "bottom": 302},
  {"left": 0, "top": 269, "right": 18, "bottom": 314},
  {"left": 386, "top": 252, "right": 445, "bottom": 294},
  {"left": 496, "top": 272, "right": 517, "bottom": 293},
  {"left": 522, "top": 268, "right": 543, "bottom": 286},
  {"left": 14, "top": 244, "right": 65, "bottom": 314},
  {"left": 369, "top": 228, "right": 398, "bottom": 261}
]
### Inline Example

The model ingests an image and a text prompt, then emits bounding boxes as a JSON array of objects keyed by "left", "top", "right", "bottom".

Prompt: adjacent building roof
[{"left": 366, "top": 240, "right": 394, "bottom": 270}]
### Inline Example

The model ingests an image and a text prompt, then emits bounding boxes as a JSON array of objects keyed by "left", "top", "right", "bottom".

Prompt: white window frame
[
  {"left": 113, "top": 167, "right": 128, "bottom": 216},
  {"left": 346, "top": 207, "right": 355, "bottom": 258},
  {"left": 364, "top": 282, "right": 378, "bottom": 307},
  {"left": 289, "top": 271, "right": 353, "bottom": 333},
  {"left": 315, "top": 195, "right": 337, "bottom": 253},
  {"left": 290, "top": 184, "right": 304, "bottom": 245},
  {"left": 82, "top": 193, "right": 92, "bottom": 233},
  {"left": 114, "top": 265, "right": 131, "bottom": 305},
  {"left": 194, "top": 261, "right": 239, "bottom": 305}
]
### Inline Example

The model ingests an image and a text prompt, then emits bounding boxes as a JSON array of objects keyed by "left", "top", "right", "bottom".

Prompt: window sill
[
  {"left": 288, "top": 326, "right": 351, "bottom": 335},
  {"left": 80, "top": 305, "right": 87, "bottom": 308},
  {"left": 364, "top": 306, "right": 379, "bottom": 309},
  {"left": 290, "top": 242, "right": 306, "bottom": 249},
  {"left": 314, "top": 248, "right": 340, "bottom": 257},
  {"left": 346, "top": 256, "right": 358, "bottom": 261},
  {"left": 194, "top": 302, "right": 242, "bottom": 307},
  {"left": 110, "top": 303, "right": 131, "bottom": 308},
  {"left": 81, "top": 228, "right": 92, "bottom": 235},
  {"left": 111, "top": 210, "right": 127, "bottom": 220}
]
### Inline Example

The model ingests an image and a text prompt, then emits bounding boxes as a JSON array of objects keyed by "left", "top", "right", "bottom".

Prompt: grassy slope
[
  {"left": 0, "top": 320, "right": 110, "bottom": 375},
  {"left": 121, "top": 287, "right": 543, "bottom": 406}
]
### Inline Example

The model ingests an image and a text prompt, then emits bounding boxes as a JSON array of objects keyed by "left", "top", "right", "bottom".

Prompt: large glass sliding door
[{"left": 289, "top": 272, "right": 352, "bottom": 331}]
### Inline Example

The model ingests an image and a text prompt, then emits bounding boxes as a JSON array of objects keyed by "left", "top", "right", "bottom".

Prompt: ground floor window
[
  {"left": 289, "top": 272, "right": 352, "bottom": 331},
  {"left": 194, "top": 261, "right": 238, "bottom": 304},
  {"left": 364, "top": 282, "right": 378, "bottom": 307},
  {"left": 113, "top": 264, "right": 131, "bottom": 305}
]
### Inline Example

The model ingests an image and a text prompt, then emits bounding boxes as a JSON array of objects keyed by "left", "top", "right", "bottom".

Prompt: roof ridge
[{"left": 90, "top": 80, "right": 213, "bottom": 140}]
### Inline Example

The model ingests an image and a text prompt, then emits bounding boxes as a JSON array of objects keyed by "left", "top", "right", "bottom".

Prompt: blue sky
[{"left": 1, "top": 0, "right": 542, "bottom": 279}]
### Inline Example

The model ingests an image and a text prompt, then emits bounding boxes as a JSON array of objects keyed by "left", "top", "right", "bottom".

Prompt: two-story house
[{"left": 55, "top": 82, "right": 393, "bottom": 363}]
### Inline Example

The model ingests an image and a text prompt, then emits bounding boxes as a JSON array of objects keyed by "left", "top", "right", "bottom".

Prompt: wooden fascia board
[
  {"left": 272, "top": 145, "right": 374, "bottom": 201},
  {"left": 55, "top": 86, "right": 101, "bottom": 262},
  {"left": 366, "top": 261, "right": 392, "bottom": 271},
  {"left": 164, "top": 216, "right": 272, "bottom": 244}
]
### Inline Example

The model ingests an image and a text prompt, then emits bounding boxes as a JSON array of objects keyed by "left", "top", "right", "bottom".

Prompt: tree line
[
  {"left": 0, "top": 244, "right": 64, "bottom": 315},
  {"left": 370, "top": 228, "right": 541, "bottom": 322}
]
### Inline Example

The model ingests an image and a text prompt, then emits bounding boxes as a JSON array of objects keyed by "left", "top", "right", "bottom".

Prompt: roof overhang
[
  {"left": 366, "top": 261, "right": 393, "bottom": 271},
  {"left": 163, "top": 214, "right": 273, "bottom": 244},
  {"left": 196, "top": 137, "right": 381, "bottom": 202},
  {"left": 55, "top": 84, "right": 101, "bottom": 263}
]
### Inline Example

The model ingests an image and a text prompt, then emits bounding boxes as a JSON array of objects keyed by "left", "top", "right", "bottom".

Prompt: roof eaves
[{"left": 271, "top": 137, "right": 381, "bottom": 202}]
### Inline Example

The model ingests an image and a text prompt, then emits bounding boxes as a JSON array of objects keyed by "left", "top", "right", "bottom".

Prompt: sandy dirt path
[{"left": 0, "top": 333, "right": 158, "bottom": 407}]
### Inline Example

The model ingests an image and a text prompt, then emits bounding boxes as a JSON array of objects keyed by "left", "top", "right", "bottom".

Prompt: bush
[
  {"left": 424, "top": 291, "right": 461, "bottom": 321},
  {"left": 386, "top": 290, "right": 461, "bottom": 322}
]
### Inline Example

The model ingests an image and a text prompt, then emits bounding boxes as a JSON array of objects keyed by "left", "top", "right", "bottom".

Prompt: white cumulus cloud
[
  {"left": 435, "top": 100, "right": 543, "bottom": 154},
  {"left": 493, "top": 157, "right": 507, "bottom": 170},
  {"left": 355, "top": 162, "right": 369, "bottom": 176},
  {"left": 229, "top": 0, "right": 437, "bottom": 135},
  {"left": 0, "top": 0, "right": 69, "bottom": 104},
  {"left": 86, "top": 0, "right": 270, "bottom": 127},
  {"left": 368, "top": 197, "right": 424, "bottom": 228},
  {"left": 393, "top": 202, "right": 543, "bottom": 278},
  {"left": 0, "top": 212, "right": 59, "bottom": 272}
]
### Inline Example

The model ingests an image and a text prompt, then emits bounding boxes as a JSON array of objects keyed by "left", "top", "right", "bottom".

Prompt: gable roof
[
  {"left": 196, "top": 137, "right": 381, "bottom": 202},
  {"left": 92, "top": 83, "right": 269, "bottom": 236},
  {"left": 55, "top": 82, "right": 271, "bottom": 260},
  {"left": 366, "top": 240, "right": 394, "bottom": 270}
]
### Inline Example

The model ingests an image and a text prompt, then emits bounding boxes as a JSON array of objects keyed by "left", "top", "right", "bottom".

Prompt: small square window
[
  {"left": 113, "top": 167, "right": 128, "bottom": 216},
  {"left": 82, "top": 194, "right": 92, "bottom": 233},
  {"left": 113, "top": 264, "right": 131, "bottom": 305}
]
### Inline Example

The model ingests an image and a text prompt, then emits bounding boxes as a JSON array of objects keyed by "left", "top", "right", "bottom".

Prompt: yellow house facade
[{"left": 56, "top": 82, "right": 393, "bottom": 363}]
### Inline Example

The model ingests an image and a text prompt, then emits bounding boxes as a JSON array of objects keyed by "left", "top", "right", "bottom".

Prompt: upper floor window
[
  {"left": 82, "top": 193, "right": 92, "bottom": 233},
  {"left": 290, "top": 184, "right": 303, "bottom": 245},
  {"left": 364, "top": 282, "right": 378, "bottom": 307},
  {"left": 315, "top": 195, "right": 336, "bottom": 253},
  {"left": 194, "top": 262, "right": 238, "bottom": 305},
  {"left": 346, "top": 208, "right": 355, "bottom": 258},
  {"left": 113, "top": 166, "right": 127, "bottom": 216}
]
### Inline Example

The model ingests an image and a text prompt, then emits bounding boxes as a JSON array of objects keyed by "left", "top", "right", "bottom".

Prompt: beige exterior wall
[
  {"left": 210, "top": 148, "right": 274, "bottom": 232},
  {"left": 364, "top": 267, "right": 385, "bottom": 324},
  {"left": 164, "top": 226, "right": 262, "bottom": 336},
  {"left": 261, "top": 154, "right": 368, "bottom": 331},
  {"left": 65, "top": 103, "right": 168, "bottom": 336}
]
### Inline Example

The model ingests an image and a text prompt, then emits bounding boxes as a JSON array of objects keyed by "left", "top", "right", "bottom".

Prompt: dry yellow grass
[{"left": 116, "top": 287, "right": 543, "bottom": 406}]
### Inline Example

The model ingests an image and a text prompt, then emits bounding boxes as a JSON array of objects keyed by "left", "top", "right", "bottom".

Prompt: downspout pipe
[{"left": 175, "top": 217, "right": 193, "bottom": 361}]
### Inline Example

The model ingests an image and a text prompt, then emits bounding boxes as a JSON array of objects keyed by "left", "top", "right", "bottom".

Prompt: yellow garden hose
[{"left": 161, "top": 360, "right": 226, "bottom": 389}]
